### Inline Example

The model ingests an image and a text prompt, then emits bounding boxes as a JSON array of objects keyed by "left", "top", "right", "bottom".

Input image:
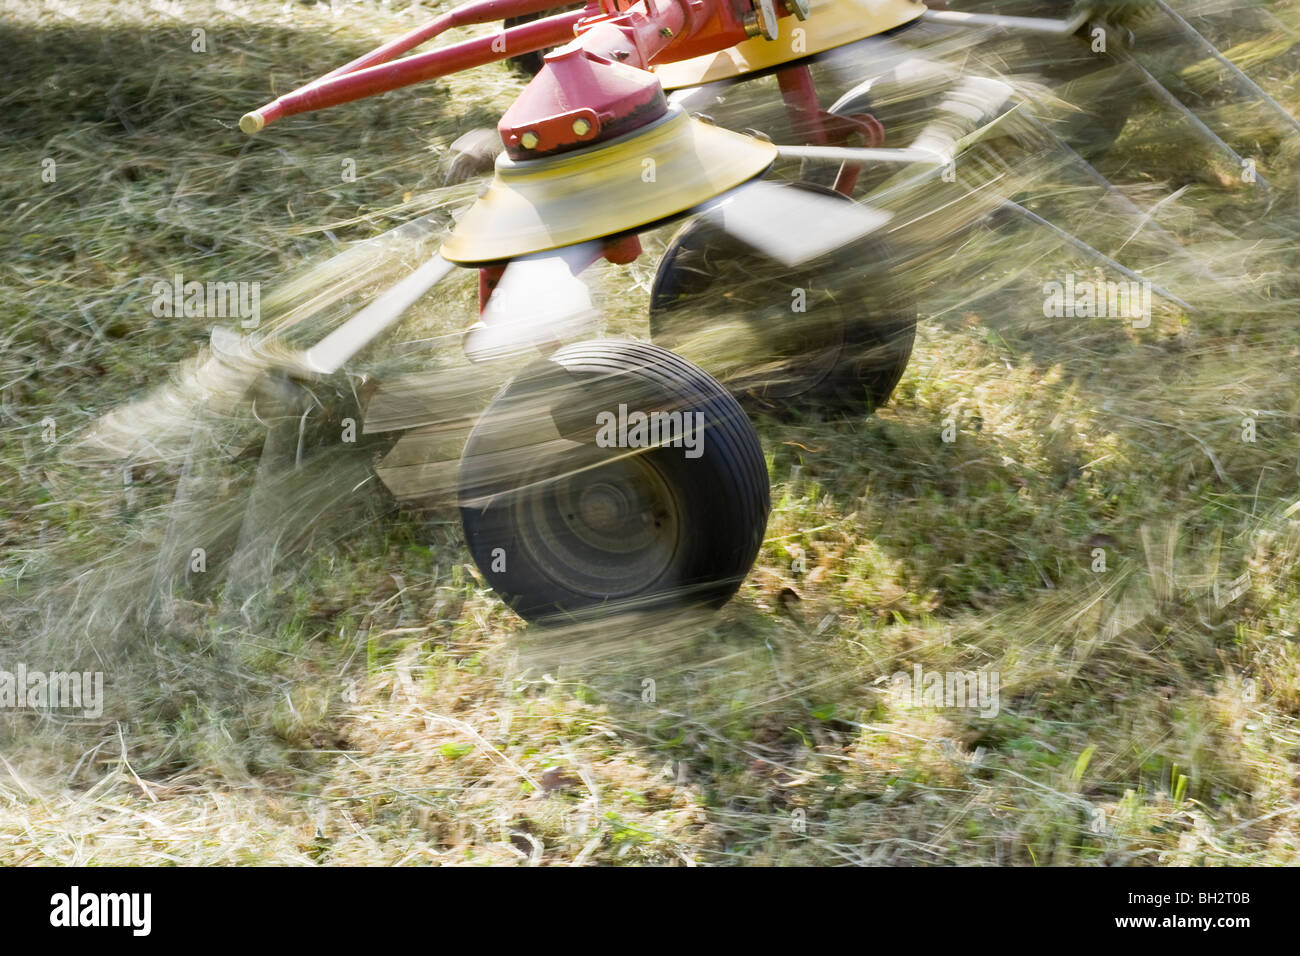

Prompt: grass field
[{"left": 3, "top": 0, "right": 1300, "bottom": 865}]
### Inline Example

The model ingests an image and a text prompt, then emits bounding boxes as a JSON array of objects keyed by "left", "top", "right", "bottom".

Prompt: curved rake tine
[
  {"left": 909, "top": 74, "right": 1020, "bottom": 162},
  {"left": 793, "top": 76, "right": 1033, "bottom": 197},
  {"left": 316, "top": 0, "right": 581, "bottom": 83},
  {"left": 1112, "top": 46, "right": 1270, "bottom": 191},
  {"left": 148, "top": 397, "right": 218, "bottom": 608},
  {"left": 218, "top": 376, "right": 312, "bottom": 624},
  {"left": 76, "top": 219, "right": 453, "bottom": 470},
  {"left": 996, "top": 199, "right": 1192, "bottom": 313},
  {"left": 1152, "top": 0, "right": 1300, "bottom": 138}
]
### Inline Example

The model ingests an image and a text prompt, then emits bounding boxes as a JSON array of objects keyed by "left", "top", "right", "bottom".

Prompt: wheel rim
[{"left": 511, "top": 447, "right": 684, "bottom": 600}]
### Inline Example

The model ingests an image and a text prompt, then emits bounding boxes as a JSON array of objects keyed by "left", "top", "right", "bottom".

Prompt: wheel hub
[
  {"left": 577, "top": 482, "right": 632, "bottom": 534},
  {"left": 513, "top": 451, "right": 684, "bottom": 600}
]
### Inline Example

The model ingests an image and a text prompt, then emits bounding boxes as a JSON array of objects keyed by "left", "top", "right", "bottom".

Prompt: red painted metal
[
  {"left": 248, "top": 0, "right": 754, "bottom": 139},
  {"left": 641, "top": 0, "right": 755, "bottom": 65},
  {"left": 829, "top": 113, "right": 884, "bottom": 194},
  {"left": 478, "top": 265, "right": 508, "bottom": 313},
  {"left": 777, "top": 64, "right": 829, "bottom": 146},
  {"left": 321, "top": 0, "right": 598, "bottom": 82},
  {"left": 498, "top": 1, "right": 751, "bottom": 158},
  {"left": 602, "top": 234, "right": 643, "bottom": 265},
  {"left": 498, "top": 44, "right": 667, "bottom": 158},
  {"left": 574, "top": 4, "right": 693, "bottom": 69}
]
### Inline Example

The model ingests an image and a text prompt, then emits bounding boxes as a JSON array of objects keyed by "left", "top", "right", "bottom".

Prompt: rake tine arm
[
  {"left": 997, "top": 199, "right": 1193, "bottom": 313},
  {"left": 1151, "top": 0, "right": 1300, "bottom": 138},
  {"left": 319, "top": 0, "right": 600, "bottom": 82},
  {"left": 1112, "top": 46, "right": 1270, "bottom": 190},
  {"left": 240, "top": 9, "right": 588, "bottom": 133},
  {"left": 1015, "top": 113, "right": 1216, "bottom": 279},
  {"left": 302, "top": 254, "right": 459, "bottom": 376},
  {"left": 776, "top": 144, "right": 948, "bottom": 165}
]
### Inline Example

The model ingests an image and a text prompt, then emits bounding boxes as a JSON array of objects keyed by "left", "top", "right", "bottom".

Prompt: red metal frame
[
  {"left": 478, "top": 264, "right": 508, "bottom": 312},
  {"left": 243, "top": 0, "right": 864, "bottom": 329},
  {"left": 245, "top": 0, "right": 756, "bottom": 133},
  {"left": 320, "top": 0, "right": 594, "bottom": 82},
  {"left": 246, "top": 10, "right": 592, "bottom": 129}
]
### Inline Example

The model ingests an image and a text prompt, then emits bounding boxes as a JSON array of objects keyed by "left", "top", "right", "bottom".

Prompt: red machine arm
[
  {"left": 319, "top": 0, "right": 599, "bottom": 81},
  {"left": 240, "top": 0, "right": 756, "bottom": 135},
  {"left": 240, "top": 9, "right": 590, "bottom": 133}
]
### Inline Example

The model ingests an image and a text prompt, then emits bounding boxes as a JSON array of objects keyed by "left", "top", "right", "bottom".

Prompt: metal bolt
[
  {"left": 521, "top": 131, "right": 540, "bottom": 149},
  {"left": 572, "top": 118, "right": 591, "bottom": 137}
]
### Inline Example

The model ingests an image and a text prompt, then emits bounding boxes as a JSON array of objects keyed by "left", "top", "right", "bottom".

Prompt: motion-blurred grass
[{"left": 2, "top": 0, "right": 1300, "bottom": 865}]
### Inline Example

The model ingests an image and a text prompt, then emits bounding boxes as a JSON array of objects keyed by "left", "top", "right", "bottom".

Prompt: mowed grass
[{"left": 2, "top": 0, "right": 1300, "bottom": 864}]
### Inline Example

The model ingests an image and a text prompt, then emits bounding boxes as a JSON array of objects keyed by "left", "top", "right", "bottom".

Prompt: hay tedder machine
[{"left": 88, "top": 0, "right": 1298, "bottom": 626}]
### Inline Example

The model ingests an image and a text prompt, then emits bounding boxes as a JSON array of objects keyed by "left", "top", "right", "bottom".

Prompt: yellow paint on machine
[
  {"left": 653, "top": 0, "right": 927, "bottom": 90},
  {"left": 441, "top": 108, "right": 778, "bottom": 265}
]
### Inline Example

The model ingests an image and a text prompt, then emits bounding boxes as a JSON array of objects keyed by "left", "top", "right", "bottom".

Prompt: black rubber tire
[
  {"left": 648, "top": 183, "right": 916, "bottom": 417},
  {"left": 459, "top": 340, "right": 770, "bottom": 623}
]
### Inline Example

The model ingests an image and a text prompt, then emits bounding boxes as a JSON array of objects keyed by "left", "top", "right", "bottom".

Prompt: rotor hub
[
  {"left": 499, "top": 45, "right": 670, "bottom": 160},
  {"left": 441, "top": 106, "right": 778, "bottom": 265}
]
